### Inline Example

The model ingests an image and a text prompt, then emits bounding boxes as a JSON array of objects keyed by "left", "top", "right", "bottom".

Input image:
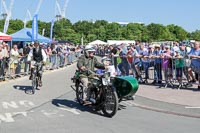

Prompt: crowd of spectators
[
  {"left": 1, "top": 40, "right": 200, "bottom": 90},
  {"left": 93, "top": 41, "right": 200, "bottom": 90},
  {"left": 0, "top": 41, "right": 82, "bottom": 81}
]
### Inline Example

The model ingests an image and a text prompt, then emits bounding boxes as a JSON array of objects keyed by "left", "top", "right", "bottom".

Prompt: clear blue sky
[{"left": 1, "top": 0, "right": 200, "bottom": 32}]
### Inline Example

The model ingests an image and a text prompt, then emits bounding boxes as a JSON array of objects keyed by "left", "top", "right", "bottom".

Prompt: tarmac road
[{"left": 0, "top": 64, "right": 199, "bottom": 133}]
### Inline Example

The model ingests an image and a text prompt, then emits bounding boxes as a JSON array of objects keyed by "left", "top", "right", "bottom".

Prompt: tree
[
  {"left": 73, "top": 21, "right": 94, "bottom": 36},
  {"left": 105, "top": 22, "right": 122, "bottom": 40},
  {"left": 0, "top": 18, "right": 199, "bottom": 43},
  {"left": 94, "top": 20, "right": 108, "bottom": 28},
  {"left": 167, "top": 24, "right": 188, "bottom": 41},
  {"left": 147, "top": 23, "right": 171, "bottom": 41},
  {"left": 174, "top": 25, "right": 188, "bottom": 41},
  {"left": 189, "top": 30, "right": 200, "bottom": 41},
  {"left": 6, "top": 19, "right": 24, "bottom": 34},
  {"left": 126, "top": 23, "right": 143, "bottom": 41}
]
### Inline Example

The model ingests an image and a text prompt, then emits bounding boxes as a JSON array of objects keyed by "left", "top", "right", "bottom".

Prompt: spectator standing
[
  {"left": 161, "top": 45, "right": 173, "bottom": 87},
  {"left": 45, "top": 46, "right": 52, "bottom": 69},
  {"left": 10, "top": 45, "right": 21, "bottom": 76},
  {"left": 0, "top": 44, "right": 5, "bottom": 80},
  {"left": 118, "top": 43, "right": 130, "bottom": 76},
  {"left": 50, "top": 44, "right": 57, "bottom": 69},
  {"left": 152, "top": 44, "right": 162, "bottom": 84},
  {"left": 189, "top": 41, "right": 200, "bottom": 89},
  {"left": 23, "top": 44, "right": 31, "bottom": 74}
]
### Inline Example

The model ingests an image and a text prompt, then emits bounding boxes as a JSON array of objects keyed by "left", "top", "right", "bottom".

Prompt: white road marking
[
  {"left": 121, "top": 101, "right": 136, "bottom": 106},
  {"left": 19, "top": 100, "right": 35, "bottom": 107},
  {"left": 0, "top": 112, "right": 28, "bottom": 123},
  {"left": 185, "top": 106, "right": 200, "bottom": 109},
  {"left": 0, "top": 113, "right": 15, "bottom": 123},
  {"left": 2, "top": 100, "right": 35, "bottom": 109},
  {"left": 58, "top": 107, "right": 80, "bottom": 115},
  {"left": 2, "top": 101, "right": 19, "bottom": 109},
  {"left": 41, "top": 110, "right": 59, "bottom": 117},
  {"left": 13, "top": 112, "right": 28, "bottom": 117}
]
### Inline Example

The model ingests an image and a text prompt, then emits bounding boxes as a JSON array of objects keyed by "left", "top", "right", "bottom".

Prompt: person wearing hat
[
  {"left": 152, "top": 44, "right": 162, "bottom": 84},
  {"left": 179, "top": 43, "right": 194, "bottom": 86},
  {"left": 27, "top": 41, "right": 47, "bottom": 87},
  {"left": 161, "top": 45, "right": 173, "bottom": 87},
  {"left": 77, "top": 45, "right": 105, "bottom": 105},
  {"left": 174, "top": 50, "right": 184, "bottom": 88}
]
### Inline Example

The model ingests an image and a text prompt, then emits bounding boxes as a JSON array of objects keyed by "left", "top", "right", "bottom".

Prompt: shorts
[
  {"left": 10, "top": 63, "right": 18, "bottom": 69},
  {"left": 191, "top": 65, "right": 200, "bottom": 74}
]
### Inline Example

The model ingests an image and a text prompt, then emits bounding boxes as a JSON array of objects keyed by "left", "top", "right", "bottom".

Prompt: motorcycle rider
[
  {"left": 77, "top": 45, "right": 105, "bottom": 105},
  {"left": 28, "top": 41, "right": 47, "bottom": 87}
]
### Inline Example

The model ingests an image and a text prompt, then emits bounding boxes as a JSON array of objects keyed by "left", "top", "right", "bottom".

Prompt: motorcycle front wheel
[
  {"left": 32, "top": 74, "right": 36, "bottom": 94},
  {"left": 75, "top": 81, "right": 84, "bottom": 105},
  {"left": 102, "top": 86, "right": 118, "bottom": 118}
]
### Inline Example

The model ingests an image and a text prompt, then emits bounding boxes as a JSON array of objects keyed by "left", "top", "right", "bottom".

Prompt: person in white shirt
[
  {"left": 10, "top": 44, "right": 22, "bottom": 76},
  {"left": 27, "top": 41, "right": 47, "bottom": 87}
]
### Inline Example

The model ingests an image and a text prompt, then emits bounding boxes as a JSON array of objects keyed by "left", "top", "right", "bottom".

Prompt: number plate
[{"left": 102, "top": 78, "right": 110, "bottom": 85}]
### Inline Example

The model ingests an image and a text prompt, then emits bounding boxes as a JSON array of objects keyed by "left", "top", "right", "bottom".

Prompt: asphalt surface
[{"left": 0, "top": 63, "right": 200, "bottom": 133}]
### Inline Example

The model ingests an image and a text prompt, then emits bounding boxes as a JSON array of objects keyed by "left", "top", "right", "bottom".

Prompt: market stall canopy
[
  {"left": 11, "top": 28, "right": 51, "bottom": 42},
  {"left": 0, "top": 32, "right": 12, "bottom": 40},
  {"left": 88, "top": 40, "right": 107, "bottom": 45}
]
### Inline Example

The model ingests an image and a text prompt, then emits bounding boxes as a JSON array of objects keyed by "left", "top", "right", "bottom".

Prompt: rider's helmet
[
  {"left": 101, "top": 56, "right": 112, "bottom": 66},
  {"left": 84, "top": 45, "right": 95, "bottom": 57}
]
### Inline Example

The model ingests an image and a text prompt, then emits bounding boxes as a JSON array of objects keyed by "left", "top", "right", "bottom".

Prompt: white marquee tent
[
  {"left": 107, "top": 40, "right": 135, "bottom": 45},
  {"left": 88, "top": 40, "right": 107, "bottom": 45}
]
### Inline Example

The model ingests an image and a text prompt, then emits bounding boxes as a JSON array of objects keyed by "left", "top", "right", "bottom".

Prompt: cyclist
[
  {"left": 77, "top": 45, "right": 105, "bottom": 105},
  {"left": 28, "top": 41, "right": 47, "bottom": 87}
]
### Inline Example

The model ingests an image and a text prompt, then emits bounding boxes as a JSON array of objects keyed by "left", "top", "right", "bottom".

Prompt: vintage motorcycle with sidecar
[{"left": 71, "top": 68, "right": 139, "bottom": 117}]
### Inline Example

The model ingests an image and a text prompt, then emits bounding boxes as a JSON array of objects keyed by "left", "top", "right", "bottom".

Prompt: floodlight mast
[
  {"left": 35, "top": 0, "right": 44, "bottom": 15},
  {"left": 62, "top": 0, "right": 69, "bottom": 18},
  {"left": 55, "top": 0, "right": 69, "bottom": 21},
  {"left": 24, "top": 0, "right": 44, "bottom": 28}
]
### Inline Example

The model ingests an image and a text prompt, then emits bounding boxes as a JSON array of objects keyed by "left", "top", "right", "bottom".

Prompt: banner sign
[
  {"left": 32, "top": 14, "right": 38, "bottom": 41},
  {"left": 3, "top": 15, "right": 10, "bottom": 33},
  {"left": 50, "top": 19, "right": 54, "bottom": 41}
]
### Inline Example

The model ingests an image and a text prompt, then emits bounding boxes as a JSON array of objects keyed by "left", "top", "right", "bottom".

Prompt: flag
[
  {"left": 32, "top": 14, "right": 38, "bottom": 41},
  {"left": 50, "top": 19, "right": 54, "bottom": 41},
  {"left": 3, "top": 15, "right": 10, "bottom": 33}
]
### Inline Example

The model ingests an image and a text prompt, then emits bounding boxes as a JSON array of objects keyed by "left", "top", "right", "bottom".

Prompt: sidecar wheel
[
  {"left": 76, "top": 82, "right": 84, "bottom": 105},
  {"left": 102, "top": 88, "right": 118, "bottom": 118}
]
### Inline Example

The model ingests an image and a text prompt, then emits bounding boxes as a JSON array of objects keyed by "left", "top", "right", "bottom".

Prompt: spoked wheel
[
  {"left": 32, "top": 75, "right": 36, "bottom": 94},
  {"left": 75, "top": 82, "right": 84, "bottom": 105},
  {"left": 102, "top": 86, "right": 118, "bottom": 118}
]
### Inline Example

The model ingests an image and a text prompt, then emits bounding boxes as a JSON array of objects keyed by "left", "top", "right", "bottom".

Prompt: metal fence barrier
[
  {"left": 0, "top": 51, "right": 80, "bottom": 81},
  {"left": 110, "top": 55, "right": 200, "bottom": 90}
]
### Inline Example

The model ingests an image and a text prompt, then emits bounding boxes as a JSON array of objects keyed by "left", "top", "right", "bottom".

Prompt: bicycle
[{"left": 31, "top": 62, "right": 43, "bottom": 94}]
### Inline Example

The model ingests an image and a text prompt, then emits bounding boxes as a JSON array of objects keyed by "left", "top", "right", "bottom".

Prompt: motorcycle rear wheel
[
  {"left": 102, "top": 87, "right": 118, "bottom": 118},
  {"left": 75, "top": 81, "right": 84, "bottom": 105}
]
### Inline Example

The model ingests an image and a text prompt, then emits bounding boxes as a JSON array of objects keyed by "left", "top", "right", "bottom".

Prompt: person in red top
[{"left": 127, "top": 47, "right": 133, "bottom": 64}]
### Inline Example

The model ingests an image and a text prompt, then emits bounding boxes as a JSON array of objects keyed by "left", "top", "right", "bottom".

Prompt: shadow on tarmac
[
  {"left": 13, "top": 85, "right": 34, "bottom": 94},
  {"left": 51, "top": 99, "right": 108, "bottom": 117}
]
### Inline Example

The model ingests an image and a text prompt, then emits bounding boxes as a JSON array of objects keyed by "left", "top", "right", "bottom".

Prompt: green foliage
[
  {"left": 1, "top": 18, "right": 200, "bottom": 44},
  {"left": 189, "top": 30, "right": 200, "bottom": 41}
]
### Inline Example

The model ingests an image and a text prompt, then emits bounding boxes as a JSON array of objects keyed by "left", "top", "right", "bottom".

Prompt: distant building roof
[{"left": 108, "top": 21, "right": 144, "bottom": 26}]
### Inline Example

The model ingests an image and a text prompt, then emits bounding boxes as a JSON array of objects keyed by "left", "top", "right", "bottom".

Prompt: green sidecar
[
  {"left": 113, "top": 76, "right": 139, "bottom": 100},
  {"left": 72, "top": 70, "right": 139, "bottom": 102}
]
